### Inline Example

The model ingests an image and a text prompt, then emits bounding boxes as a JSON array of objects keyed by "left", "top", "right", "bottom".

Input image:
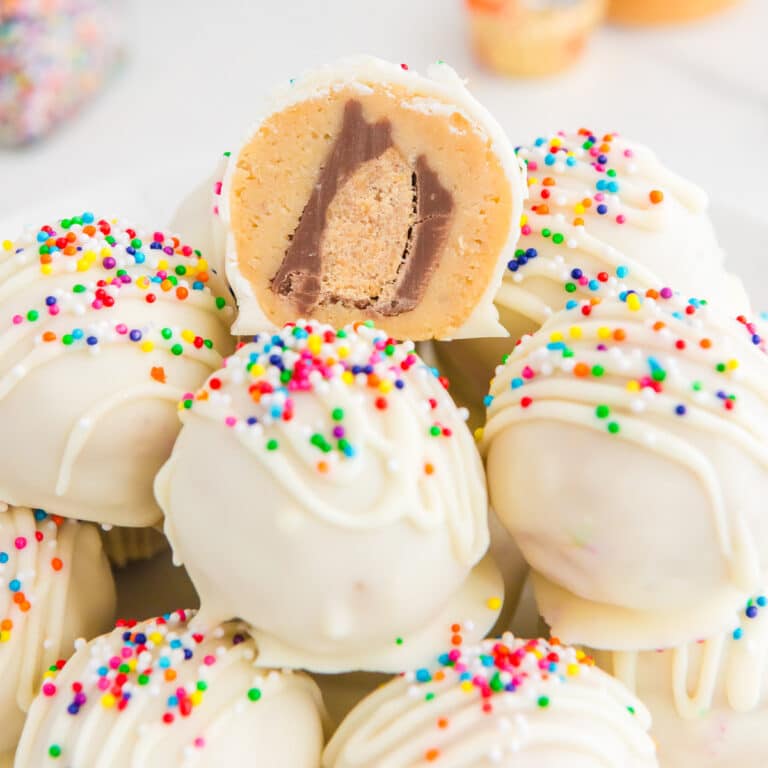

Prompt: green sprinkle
[
  {"left": 161, "top": 327, "right": 173, "bottom": 339},
  {"left": 607, "top": 422, "right": 620, "bottom": 434},
  {"left": 223, "top": 150, "right": 231, "bottom": 157},
  {"left": 171, "top": 344, "right": 184, "bottom": 356},
  {"left": 562, "top": 348, "right": 574, "bottom": 358},
  {"left": 515, "top": 248, "right": 525, "bottom": 257},
  {"left": 197, "top": 680, "right": 208, "bottom": 691},
  {"left": 204, "top": 339, "right": 213, "bottom": 349},
  {"left": 651, "top": 369, "right": 666, "bottom": 382},
  {"left": 537, "top": 696, "right": 550, "bottom": 708},
  {"left": 138, "top": 674, "right": 150, "bottom": 685},
  {"left": 429, "top": 425, "right": 442, "bottom": 437},
  {"left": 489, "top": 672, "right": 504, "bottom": 692},
  {"left": 542, "top": 228, "right": 552, "bottom": 238},
  {"left": 27, "top": 310, "right": 39, "bottom": 322},
  {"left": 552, "top": 233, "right": 565, "bottom": 245},
  {"left": 564, "top": 282, "right": 577, "bottom": 293},
  {"left": 48, "top": 745, "right": 62, "bottom": 758},
  {"left": 105, "top": 235, "right": 116, "bottom": 245},
  {"left": 716, "top": 362, "right": 727, "bottom": 373},
  {"left": 215, "top": 297, "right": 226, "bottom": 310},
  {"left": 73, "top": 284, "right": 86, "bottom": 293},
  {"left": 119, "top": 663, "right": 130, "bottom": 674},
  {"left": 591, "top": 365, "right": 605, "bottom": 377},
  {"left": 692, "top": 381, "right": 703, "bottom": 391},
  {"left": 332, "top": 408, "right": 344, "bottom": 421},
  {"left": 61, "top": 219, "right": 71, "bottom": 229},
  {"left": 627, "top": 705, "right": 636, "bottom": 715},
  {"left": 280, "top": 370, "right": 291, "bottom": 383},
  {"left": 595, "top": 404, "right": 610, "bottom": 419},
  {"left": 39, "top": 245, "right": 50, "bottom": 255},
  {"left": 266, "top": 439, "right": 279, "bottom": 451},
  {"left": 62, "top": 335, "right": 73, "bottom": 346},
  {"left": 247, "top": 688, "right": 262, "bottom": 702},
  {"left": 130, "top": 237, "right": 142, "bottom": 248},
  {"left": 607, "top": 169, "right": 617, "bottom": 177},
  {"left": 384, "top": 344, "right": 396, "bottom": 357},
  {"left": 183, "top": 399, "right": 193, "bottom": 410},
  {"left": 425, "top": 692, "right": 435, "bottom": 701},
  {"left": 395, "top": 637, "right": 403, "bottom": 645},
  {"left": 175, "top": 265, "right": 187, "bottom": 276}
]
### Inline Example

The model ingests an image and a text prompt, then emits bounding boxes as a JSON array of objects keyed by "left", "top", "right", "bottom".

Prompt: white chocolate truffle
[
  {"left": 15, "top": 611, "right": 325, "bottom": 768},
  {"left": 157, "top": 320, "right": 503, "bottom": 672},
  {"left": 100, "top": 525, "right": 169, "bottom": 568},
  {"left": 481, "top": 288, "right": 768, "bottom": 650},
  {"left": 220, "top": 55, "right": 525, "bottom": 341},
  {"left": 432, "top": 128, "right": 748, "bottom": 421},
  {"left": 596, "top": 590, "right": 768, "bottom": 767},
  {"left": 0, "top": 214, "right": 236, "bottom": 527},
  {"left": 0, "top": 506, "right": 115, "bottom": 761},
  {"left": 323, "top": 633, "right": 658, "bottom": 768}
]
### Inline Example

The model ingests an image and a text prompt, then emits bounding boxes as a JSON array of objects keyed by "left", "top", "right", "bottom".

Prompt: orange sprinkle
[
  {"left": 40, "top": 253, "right": 52, "bottom": 264},
  {"left": 164, "top": 669, "right": 177, "bottom": 682},
  {"left": 317, "top": 461, "right": 329, "bottom": 474},
  {"left": 613, "top": 328, "right": 627, "bottom": 341},
  {"left": 573, "top": 217, "right": 584, "bottom": 227},
  {"left": 63, "top": 245, "right": 76, "bottom": 256},
  {"left": 649, "top": 189, "right": 664, "bottom": 204},
  {"left": 534, "top": 204, "right": 550, "bottom": 215},
  {"left": 176, "top": 287, "right": 189, "bottom": 300},
  {"left": 160, "top": 279, "right": 173, "bottom": 292},
  {"left": 51, "top": 515, "right": 64, "bottom": 526},
  {"left": 13, "top": 593, "right": 25, "bottom": 605},
  {"left": 1, "top": 619, "right": 12, "bottom": 631},
  {"left": 42, "top": 331, "right": 56, "bottom": 342},
  {"left": 652, "top": 321, "right": 666, "bottom": 331},
  {"left": 367, "top": 373, "right": 380, "bottom": 388},
  {"left": 542, "top": 176, "right": 556, "bottom": 187},
  {"left": 437, "top": 717, "right": 449, "bottom": 729},
  {"left": 700, "top": 338, "right": 712, "bottom": 349},
  {"left": 20, "top": 601, "right": 30, "bottom": 612},
  {"left": 451, "top": 623, "right": 461, "bottom": 633},
  {"left": 582, "top": 198, "right": 593, "bottom": 208},
  {"left": 451, "top": 634, "right": 462, "bottom": 646},
  {"left": 425, "top": 749, "right": 440, "bottom": 762},
  {"left": 197, "top": 271, "right": 210, "bottom": 282},
  {"left": 424, "top": 462, "right": 435, "bottom": 475},
  {"left": 150, "top": 366, "right": 166, "bottom": 384},
  {"left": 196, "top": 390, "right": 209, "bottom": 401},
  {"left": 645, "top": 289, "right": 659, "bottom": 299},
  {"left": 434, "top": 670, "right": 446, "bottom": 681},
  {"left": 83, "top": 225, "right": 96, "bottom": 236},
  {"left": 573, "top": 362, "right": 590, "bottom": 377},
  {"left": 51, "top": 558, "right": 63, "bottom": 572},
  {"left": 599, "top": 142, "right": 611, "bottom": 152}
]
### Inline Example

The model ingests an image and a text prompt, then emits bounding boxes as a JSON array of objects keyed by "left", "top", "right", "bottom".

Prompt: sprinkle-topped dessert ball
[
  {"left": 0, "top": 505, "right": 115, "bottom": 763},
  {"left": 323, "top": 633, "right": 658, "bottom": 767},
  {"left": 0, "top": 215, "right": 236, "bottom": 527},
  {"left": 157, "top": 320, "right": 503, "bottom": 672},
  {"left": 433, "top": 128, "right": 748, "bottom": 421},
  {"left": 15, "top": 611, "right": 325, "bottom": 768},
  {"left": 220, "top": 55, "right": 525, "bottom": 341},
  {"left": 593, "top": 589, "right": 768, "bottom": 767},
  {"left": 481, "top": 289, "right": 768, "bottom": 650}
]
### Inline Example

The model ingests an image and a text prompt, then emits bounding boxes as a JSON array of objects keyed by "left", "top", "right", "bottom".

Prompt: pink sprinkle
[
  {"left": 589, "top": 147, "right": 599, "bottom": 157},
  {"left": 212, "top": 205, "right": 220, "bottom": 216},
  {"left": 181, "top": 246, "right": 193, "bottom": 256},
  {"left": 624, "top": 149, "right": 634, "bottom": 158},
  {"left": 109, "top": 656, "right": 121, "bottom": 669},
  {"left": 91, "top": 300, "right": 103, "bottom": 310},
  {"left": 594, "top": 193, "right": 605, "bottom": 202},
  {"left": 48, "top": 305, "right": 60, "bottom": 316},
  {"left": 400, "top": 63, "right": 409, "bottom": 70},
  {"left": 194, "top": 738, "right": 206, "bottom": 749},
  {"left": 527, "top": 161, "right": 539, "bottom": 172},
  {"left": 616, "top": 214, "right": 626, "bottom": 224},
  {"left": 98, "top": 678, "right": 110, "bottom": 691},
  {"left": 225, "top": 417, "right": 237, "bottom": 428},
  {"left": 14, "top": 537, "right": 26, "bottom": 550},
  {"left": 203, "top": 655, "right": 216, "bottom": 666},
  {"left": 522, "top": 366, "right": 535, "bottom": 379},
  {"left": 12, "top": 315, "right": 23, "bottom": 324},
  {"left": 121, "top": 648, "right": 132, "bottom": 658},
  {"left": 521, "top": 225, "right": 532, "bottom": 236},
  {"left": 153, "top": 231, "right": 165, "bottom": 243},
  {"left": 578, "top": 276, "right": 589, "bottom": 286},
  {"left": 214, "top": 182, "right": 222, "bottom": 195},
  {"left": 116, "top": 324, "right": 128, "bottom": 335},
  {"left": 660, "top": 287, "right": 673, "bottom": 299},
  {"left": 42, "top": 683, "right": 57, "bottom": 696}
]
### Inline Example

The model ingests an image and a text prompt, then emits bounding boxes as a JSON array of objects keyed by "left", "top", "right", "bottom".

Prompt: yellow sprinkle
[
  {"left": 250, "top": 364, "right": 265, "bottom": 377},
  {"left": 141, "top": 341, "right": 155, "bottom": 353},
  {"left": 549, "top": 331, "right": 564, "bottom": 343},
  {"left": 597, "top": 326, "right": 611, "bottom": 340},
  {"left": 76, "top": 259, "right": 89, "bottom": 272},
  {"left": 533, "top": 649, "right": 544, "bottom": 660},
  {"left": 307, "top": 334, "right": 322, "bottom": 355},
  {"left": 474, "top": 427, "right": 484, "bottom": 442},
  {"left": 727, "top": 359, "right": 739, "bottom": 370},
  {"left": 197, "top": 258, "right": 208, "bottom": 271},
  {"left": 337, "top": 346, "right": 349, "bottom": 359},
  {"left": 520, "top": 214, "right": 528, "bottom": 227},
  {"left": 101, "top": 693, "right": 116, "bottom": 708},
  {"left": 181, "top": 329, "right": 195, "bottom": 343},
  {"left": 567, "top": 663, "right": 580, "bottom": 676},
  {"left": 2, "top": 239, "right": 13, "bottom": 251},
  {"left": 574, "top": 204, "right": 585, "bottom": 215},
  {"left": 137, "top": 276, "right": 150, "bottom": 289},
  {"left": 626, "top": 380, "right": 641, "bottom": 393},
  {"left": 460, "top": 681, "right": 474, "bottom": 693},
  {"left": 190, "top": 691, "right": 203, "bottom": 706},
  {"left": 550, "top": 137, "right": 562, "bottom": 147},
  {"left": 486, "top": 596, "right": 502, "bottom": 611},
  {"left": 100, "top": 247, "right": 111, "bottom": 258},
  {"left": 569, "top": 326, "right": 582, "bottom": 339},
  {"left": 157, "top": 259, "right": 169, "bottom": 271},
  {"left": 0, "top": 631, "right": 9, "bottom": 643},
  {"left": 627, "top": 294, "right": 642, "bottom": 311},
  {"left": 378, "top": 380, "right": 394, "bottom": 394},
  {"left": 341, "top": 371, "right": 354, "bottom": 385},
  {"left": 40, "top": 264, "right": 53, "bottom": 275},
  {"left": 150, "top": 632, "right": 163, "bottom": 644},
  {"left": 576, "top": 649, "right": 586, "bottom": 661}
]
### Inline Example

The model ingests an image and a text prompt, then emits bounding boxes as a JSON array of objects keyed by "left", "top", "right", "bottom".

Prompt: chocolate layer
[{"left": 270, "top": 98, "right": 454, "bottom": 316}]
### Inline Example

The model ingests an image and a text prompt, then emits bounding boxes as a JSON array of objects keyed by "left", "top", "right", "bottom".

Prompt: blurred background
[{"left": 1, "top": 0, "right": 766, "bottom": 281}]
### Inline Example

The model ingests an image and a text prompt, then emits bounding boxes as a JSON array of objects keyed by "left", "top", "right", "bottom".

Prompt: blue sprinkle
[
  {"left": 534, "top": 137, "right": 546, "bottom": 147},
  {"left": 747, "top": 605, "right": 758, "bottom": 619},
  {"left": 167, "top": 695, "right": 179, "bottom": 708},
  {"left": 547, "top": 342, "right": 565, "bottom": 351},
  {"left": 616, "top": 266, "right": 629, "bottom": 279},
  {"left": 545, "top": 154, "right": 556, "bottom": 166},
  {"left": 82, "top": 212, "right": 95, "bottom": 223},
  {"left": 596, "top": 180, "right": 607, "bottom": 191},
  {"left": 45, "top": 296, "right": 57, "bottom": 306},
  {"left": 9, "top": 579, "right": 20, "bottom": 592},
  {"left": 36, "top": 231, "right": 48, "bottom": 243},
  {"left": 566, "top": 156, "right": 576, "bottom": 167},
  {"left": 675, "top": 405, "right": 687, "bottom": 416},
  {"left": 33, "top": 509, "right": 47, "bottom": 520},
  {"left": 483, "top": 395, "right": 494, "bottom": 407},
  {"left": 733, "top": 627, "right": 743, "bottom": 640},
  {"left": 395, "top": 380, "right": 405, "bottom": 389},
  {"left": 511, "top": 377, "right": 524, "bottom": 389},
  {"left": 588, "top": 280, "right": 599, "bottom": 291},
  {"left": 597, "top": 204, "right": 608, "bottom": 215},
  {"left": 129, "top": 330, "right": 142, "bottom": 342},
  {"left": 758, "top": 596, "right": 767, "bottom": 607},
  {"left": 246, "top": 417, "right": 258, "bottom": 426},
  {"left": 565, "top": 300, "right": 578, "bottom": 310},
  {"left": 607, "top": 181, "right": 620, "bottom": 194},
  {"left": 415, "top": 669, "right": 431, "bottom": 683},
  {"left": 525, "top": 248, "right": 538, "bottom": 259},
  {"left": 507, "top": 260, "right": 519, "bottom": 272},
  {"left": 86, "top": 336, "right": 98, "bottom": 346},
  {"left": 570, "top": 268, "right": 583, "bottom": 279}
]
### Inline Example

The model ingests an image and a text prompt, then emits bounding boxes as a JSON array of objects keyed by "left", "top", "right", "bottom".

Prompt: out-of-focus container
[
  {"left": 0, "top": 0, "right": 123, "bottom": 145},
  {"left": 607, "top": 0, "right": 742, "bottom": 25},
  {"left": 465, "top": 0, "right": 607, "bottom": 77}
]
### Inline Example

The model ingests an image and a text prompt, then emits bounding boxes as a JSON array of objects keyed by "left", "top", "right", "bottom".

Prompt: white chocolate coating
[
  {"left": 220, "top": 55, "right": 526, "bottom": 339},
  {"left": 323, "top": 633, "right": 658, "bottom": 768},
  {"left": 0, "top": 215, "right": 236, "bottom": 526},
  {"left": 15, "top": 611, "right": 325, "bottom": 768},
  {"left": 100, "top": 525, "right": 169, "bottom": 568},
  {"left": 432, "top": 128, "right": 749, "bottom": 420},
  {"left": 595, "top": 591, "right": 768, "bottom": 767},
  {"left": 482, "top": 290, "right": 768, "bottom": 649},
  {"left": 0, "top": 506, "right": 115, "bottom": 761},
  {"left": 157, "top": 320, "right": 503, "bottom": 672}
]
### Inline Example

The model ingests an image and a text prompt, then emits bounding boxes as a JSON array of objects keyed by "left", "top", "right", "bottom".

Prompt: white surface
[{"left": 1, "top": 0, "right": 767, "bottom": 251}]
